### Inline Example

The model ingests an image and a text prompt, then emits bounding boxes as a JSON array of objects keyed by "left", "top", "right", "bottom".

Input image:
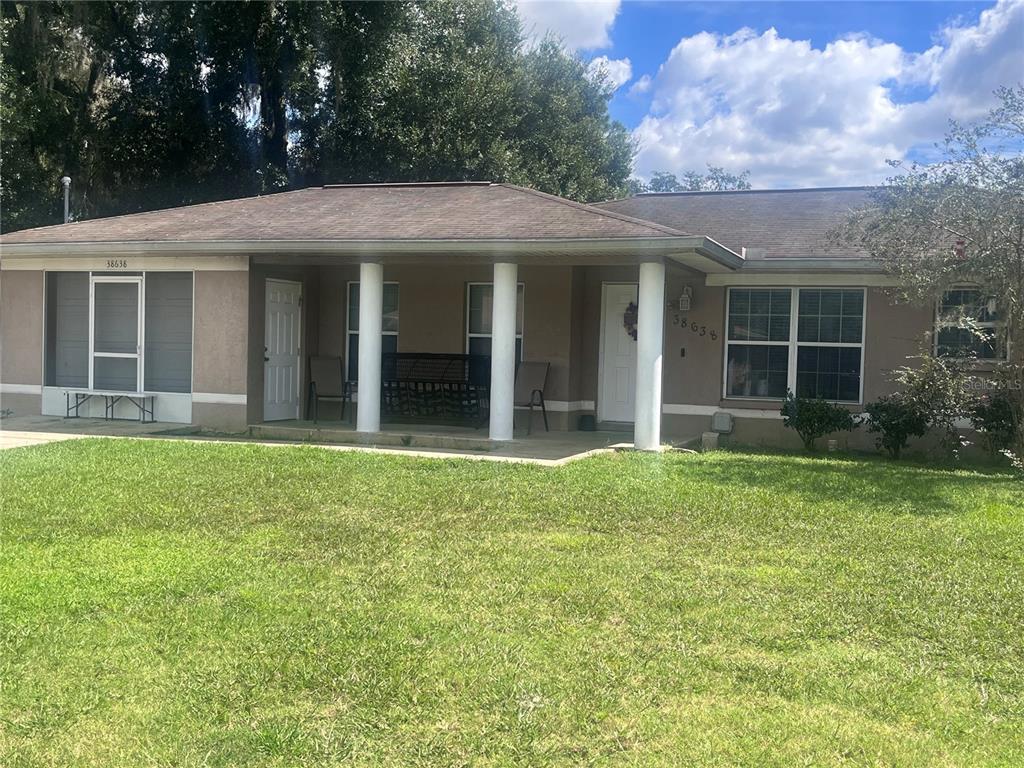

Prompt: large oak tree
[{"left": 0, "top": 0, "right": 634, "bottom": 231}]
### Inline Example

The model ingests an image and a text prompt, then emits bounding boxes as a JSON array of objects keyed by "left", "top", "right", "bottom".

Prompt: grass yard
[{"left": 0, "top": 439, "right": 1021, "bottom": 767}]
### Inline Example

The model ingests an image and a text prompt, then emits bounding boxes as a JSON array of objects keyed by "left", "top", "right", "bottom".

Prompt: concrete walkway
[
  {"left": 0, "top": 429, "right": 88, "bottom": 450},
  {"left": 0, "top": 414, "right": 179, "bottom": 451},
  {"left": 0, "top": 415, "right": 653, "bottom": 466}
]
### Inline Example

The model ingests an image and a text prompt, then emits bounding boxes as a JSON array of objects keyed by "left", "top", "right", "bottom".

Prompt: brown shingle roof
[
  {"left": 595, "top": 187, "right": 875, "bottom": 259},
  {"left": 1, "top": 182, "right": 689, "bottom": 244}
]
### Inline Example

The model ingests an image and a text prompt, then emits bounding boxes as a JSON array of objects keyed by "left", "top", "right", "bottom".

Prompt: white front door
[
  {"left": 264, "top": 279, "right": 302, "bottom": 421},
  {"left": 599, "top": 283, "right": 639, "bottom": 423}
]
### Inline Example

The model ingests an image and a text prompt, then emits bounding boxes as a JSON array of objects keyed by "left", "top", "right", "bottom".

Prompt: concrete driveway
[{"left": 0, "top": 415, "right": 177, "bottom": 451}]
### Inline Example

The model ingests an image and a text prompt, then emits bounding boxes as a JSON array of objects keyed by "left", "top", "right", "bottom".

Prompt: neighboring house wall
[
  {"left": 193, "top": 270, "right": 250, "bottom": 431},
  {"left": 0, "top": 270, "right": 44, "bottom": 415}
]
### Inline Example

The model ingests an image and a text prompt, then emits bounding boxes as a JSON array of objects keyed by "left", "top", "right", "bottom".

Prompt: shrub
[
  {"left": 780, "top": 392, "right": 859, "bottom": 452},
  {"left": 892, "top": 354, "right": 973, "bottom": 455},
  {"left": 971, "top": 390, "right": 1017, "bottom": 456},
  {"left": 983, "top": 364, "right": 1024, "bottom": 477},
  {"left": 864, "top": 395, "right": 929, "bottom": 459}
]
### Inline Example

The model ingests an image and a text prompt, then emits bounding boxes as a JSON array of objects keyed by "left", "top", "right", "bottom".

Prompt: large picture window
[
  {"left": 935, "top": 287, "right": 1006, "bottom": 360},
  {"left": 45, "top": 271, "right": 193, "bottom": 393},
  {"left": 725, "top": 287, "right": 865, "bottom": 403},
  {"left": 465, "top": 282, "right": 524, "bottom": 359},
  {"left": 347, "top": 282, "right": 399, "bottom": 381}
]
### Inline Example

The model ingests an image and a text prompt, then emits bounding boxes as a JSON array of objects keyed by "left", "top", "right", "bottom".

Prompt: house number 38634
[{"left": 106, "top": 259, "right": 128, "bottom": 269}]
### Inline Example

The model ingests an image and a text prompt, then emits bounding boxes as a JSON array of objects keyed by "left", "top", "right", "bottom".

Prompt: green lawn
[{"left": 0, "top": 440, "right": 1021, "bottom": 767}]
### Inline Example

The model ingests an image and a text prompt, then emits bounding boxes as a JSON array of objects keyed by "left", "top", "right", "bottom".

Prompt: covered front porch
[{"left": 247, "top": 254, "right": 696, "bottom": 451}]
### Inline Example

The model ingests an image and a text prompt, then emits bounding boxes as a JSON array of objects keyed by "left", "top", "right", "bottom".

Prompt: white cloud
[
  {"left": 587, "top": 56, "right": 632, "bottom": 90},
  {"left": 516, "top": 0, "right": 620, "bottom": 50},
  {"left": 628, "top": 74, "right": 652, "bottom": 97},
  {"left": 632, "top": 0, "right": 1024, "bottom": 188}
]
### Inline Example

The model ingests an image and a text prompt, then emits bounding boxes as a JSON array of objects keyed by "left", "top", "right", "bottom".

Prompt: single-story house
[{"left": 0, "top": 182, "right": 1001, "bottom": 450}]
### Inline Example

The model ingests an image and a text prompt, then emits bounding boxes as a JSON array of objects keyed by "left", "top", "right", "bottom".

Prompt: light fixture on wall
[{"left": 676, "top": 285, "right": 693, "bottom": 312}]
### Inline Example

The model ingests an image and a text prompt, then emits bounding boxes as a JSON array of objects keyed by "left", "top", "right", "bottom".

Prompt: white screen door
[
  {"left": 90, "top": 276, "right": 143, "bottom": 392},
  {"left": 264, "top": 279, "right": 302, "bottom": 421},
  {"left": 599, "top": 283, "right": 638, "bottom": 422}
]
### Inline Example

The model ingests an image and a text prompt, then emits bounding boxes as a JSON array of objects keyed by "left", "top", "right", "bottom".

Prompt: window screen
[
  {"left": 145, "top": 273, "right": 193, "bottom": 392},
  {"left": 45, "top": 272, "right": 89, "bottom": 387}
]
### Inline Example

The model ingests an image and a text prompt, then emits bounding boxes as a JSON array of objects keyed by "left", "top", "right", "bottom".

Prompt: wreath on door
[{"left": 623, "top": 301, "right": 638, "bottom": 341}]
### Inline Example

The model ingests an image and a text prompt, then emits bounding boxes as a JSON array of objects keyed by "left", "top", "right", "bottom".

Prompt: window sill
[
  {"left": 721, "top": 397, "right": 864, "bottom": 409},
  {"left": 937, "top": 357, "right": 1009, "bottom": 371}
]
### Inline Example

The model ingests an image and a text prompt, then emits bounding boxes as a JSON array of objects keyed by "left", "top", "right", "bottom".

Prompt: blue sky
[{"left": 516, "top": 0, "right": 1023, "bottom": 186}]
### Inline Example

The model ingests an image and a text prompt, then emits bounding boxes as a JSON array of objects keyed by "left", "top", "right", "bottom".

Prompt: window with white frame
[
  {"left": 347, "top": 282, "right": 399, "bottom": 381},
  {"left": 795, "top": 289, "right": 864, "bottom": 401},
  {"left": 465, "top": 282, "right": 524, "bottom": 360},
  {"left": 935, "top": 287, "right": 1006, "bottom": 360},
  {"left": 725, "top": 288, "right": 791, "bottom": 399},
  {"left": 725, "top": 287, "right": 865, "bottom": 402}
]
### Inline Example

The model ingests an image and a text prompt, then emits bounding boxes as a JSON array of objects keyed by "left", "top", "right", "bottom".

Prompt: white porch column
[
  {"left": 634, "top": 260, "right": 666, "bottom": 451},
  {"left": 489, "top": 262, "right": 518, "bottom": 441},
  {"left": 356, "top": 261, "right": 383, "bottom": 433}
]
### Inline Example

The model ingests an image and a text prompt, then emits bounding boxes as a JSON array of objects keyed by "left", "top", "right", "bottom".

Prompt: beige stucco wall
[
  {"left": 0, "top": 270, "right": 44, "bottom": 416},
  {"left": 0, "top": 270, "right": 44, "bottom": 386},
  {"left": 862, "top": 288, "right": 934, "bottom": 400},
  {"left": 193, "top": 270, "right": 249, "bottom": 430}
]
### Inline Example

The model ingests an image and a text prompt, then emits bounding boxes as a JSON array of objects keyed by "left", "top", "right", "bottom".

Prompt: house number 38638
[
  {"left": 672, "top": 312, "right": 718, "bottom": 341},
  {"left": 106, "top": 259, "right": 128, "bottom": 269}
]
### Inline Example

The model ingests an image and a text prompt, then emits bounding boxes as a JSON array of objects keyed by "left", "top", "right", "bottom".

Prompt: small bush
[
  {"left": 893, "top": 354, "right": 973, "bottom": 455},
  {"left": 865, "top": 395, "right": 929, "bottom": 459},
  {"left": 780, "top": 392, "right": 859, "bottom": 452},
  {"left": 971, "top": 391, "right": 1017, "bottom": 456}
]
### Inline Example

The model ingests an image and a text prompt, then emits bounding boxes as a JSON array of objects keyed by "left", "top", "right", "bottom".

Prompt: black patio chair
[
  {"left": 514, "top": 361, "right": 550, "bottom": 434},
  {"left": 307, "top": 356, "right": 351, "bottom": 423}
]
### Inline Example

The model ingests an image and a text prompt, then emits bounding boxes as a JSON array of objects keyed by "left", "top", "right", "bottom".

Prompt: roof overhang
[
  {"left": 0, "top": 235, "right": 745, "bottom": 273},
  {"left": 706, "top": 257, "right": 900, "bottom": 287}
]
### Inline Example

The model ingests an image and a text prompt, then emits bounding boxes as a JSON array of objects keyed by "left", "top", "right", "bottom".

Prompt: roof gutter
[
  {"left": 0, "top": 235, "right": 745, "bottom": 270},
  {"left": 733, "top": 257, "right": 884, "bottom": 273},
  {"left": 705, "top": 257, "right": 901, "bottom": 287}
]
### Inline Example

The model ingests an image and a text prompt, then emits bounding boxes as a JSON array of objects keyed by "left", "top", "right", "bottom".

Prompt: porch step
[{"left": 247, "top": 423, "right": 501, "bottom": 452}]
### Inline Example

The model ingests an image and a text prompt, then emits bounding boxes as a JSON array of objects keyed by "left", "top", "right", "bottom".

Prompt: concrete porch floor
[{"left": 0, "top": 414, "right": 658, "bottom": 464}]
